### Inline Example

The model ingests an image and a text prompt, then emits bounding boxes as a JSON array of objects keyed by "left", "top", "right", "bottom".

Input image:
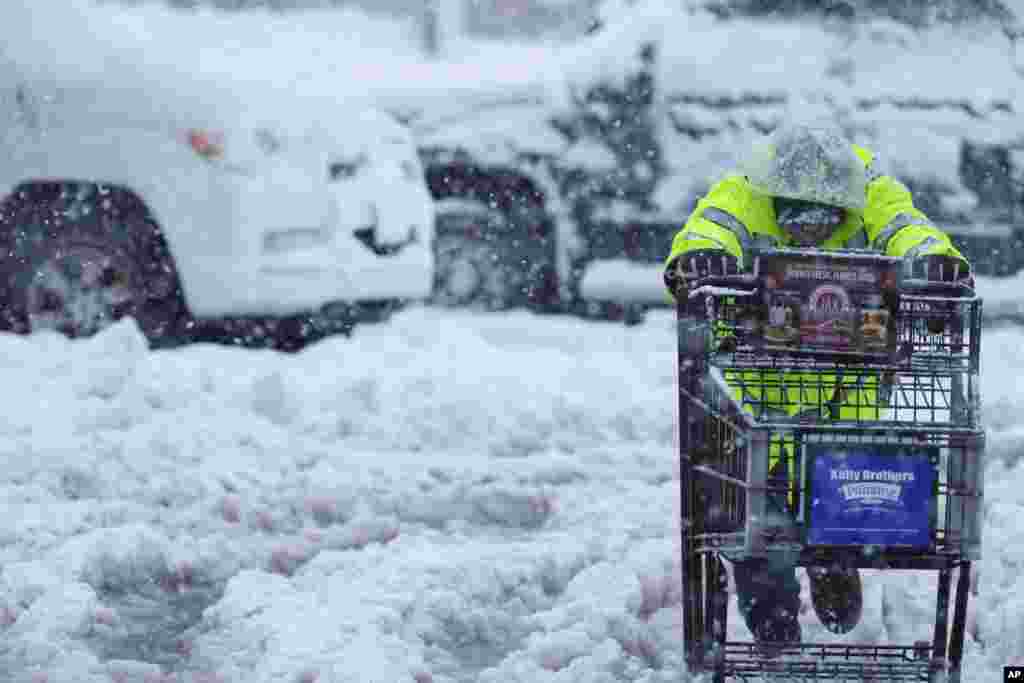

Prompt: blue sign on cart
[{"left": 807, "top": 444, "right": 936, "bottom": 548}]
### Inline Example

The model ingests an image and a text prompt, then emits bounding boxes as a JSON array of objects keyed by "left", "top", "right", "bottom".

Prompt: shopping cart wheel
[
  {"left": 682, "top": 542, "right": 706, "bottom": 673},
  {"left": 705, "top": 554, "right": 729, "bottom": 681},
  {"left": 684, "top": 552, "right": 728, "bottom": 681}
]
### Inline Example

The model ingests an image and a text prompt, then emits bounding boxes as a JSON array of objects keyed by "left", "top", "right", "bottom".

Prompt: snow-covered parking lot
[{"left": 2, "top": 307, "right": 1024, "bottom": 682}]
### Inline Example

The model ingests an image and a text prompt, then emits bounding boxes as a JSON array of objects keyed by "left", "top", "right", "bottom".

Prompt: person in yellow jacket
[{"left": 664, "top": 123, "right": 972, "bottom": 652}]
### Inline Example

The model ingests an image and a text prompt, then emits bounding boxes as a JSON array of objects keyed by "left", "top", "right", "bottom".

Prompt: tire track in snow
[{"left": 0, "top": 312, "right": 686, "bottom": 681}]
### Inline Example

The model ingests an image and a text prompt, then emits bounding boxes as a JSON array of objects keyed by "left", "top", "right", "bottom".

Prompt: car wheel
[
  {"left": 432, "top": 199, "right": 520, "bottom": 309},
  {"left": 24, "top": 241, "right": 144, "bottom": 337},
  {"left": 1, "top": 184, "right": 186, "bottom": 342}
]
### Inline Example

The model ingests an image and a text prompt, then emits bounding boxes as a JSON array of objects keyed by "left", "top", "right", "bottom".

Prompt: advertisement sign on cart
[
  {"left": 807, "top": 444, "right": 937, "bottom": 549},
  {"left": 743, "top": 252, "right": 901, "bottom": 357}
]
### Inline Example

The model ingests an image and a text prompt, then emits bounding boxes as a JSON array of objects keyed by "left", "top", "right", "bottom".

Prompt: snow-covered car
[
  {"left": 0, "top": 62, "right": 434, "bottom": 348},
  {"left": 389, "top": 87, "right": 565, "bottom": 312},
  {"left": 408, "top": 5, "right": 1024, "bottom": 321}
]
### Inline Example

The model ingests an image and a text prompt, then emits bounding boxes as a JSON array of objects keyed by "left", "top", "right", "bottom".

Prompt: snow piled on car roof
[
  {"left": 7, "top": 0, "right": 1022, "bottom": 117},
  {"left": 0, "top": 0, "right": 563, "bottom": 126},
  {"left": 6, "top": 0, "right": 1024, "bottom": 212}
]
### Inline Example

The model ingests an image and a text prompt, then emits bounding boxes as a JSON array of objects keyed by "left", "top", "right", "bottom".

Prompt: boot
[
  {"left": 733, "top": 557, "right": 802, "bottom": 658},
  {"left": 750, "top": 604, "right": 802, "bottom": 659},
  {"left": 807, "top": 565, "right": 863, "bottom": 634}
]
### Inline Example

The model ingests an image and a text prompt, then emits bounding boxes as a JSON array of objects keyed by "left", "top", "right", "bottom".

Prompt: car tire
[
  {"left": 0, "top": 183, "right": 187, "bottom": 344},
  {"left": 432, "top": 199, "right": 520, "bottom": 310}
]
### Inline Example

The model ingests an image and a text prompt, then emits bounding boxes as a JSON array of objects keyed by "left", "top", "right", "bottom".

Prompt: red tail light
[{"left": 186, "top": 130, "right": 224, "bottom": 160}]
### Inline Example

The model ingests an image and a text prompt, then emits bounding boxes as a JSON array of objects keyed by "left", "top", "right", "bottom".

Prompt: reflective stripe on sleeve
[
  {"left": 702, "top": 207, "right": 753, "bottom": 252},
  {"left": 872, "top": 213, "right": 932, "bottom": 252}
]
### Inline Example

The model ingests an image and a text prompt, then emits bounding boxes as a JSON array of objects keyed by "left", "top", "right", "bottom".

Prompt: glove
[
  {"left": 903, "top": 254, "right": 973, "bottom": 334},
  {"left": 905, "top": 254, "right": 972, "bottom": 285},
  {"left": 664, "top": 249, "right": 741, "bottom": 297}
]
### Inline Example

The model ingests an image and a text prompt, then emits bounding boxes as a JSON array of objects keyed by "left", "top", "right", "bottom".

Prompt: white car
[{"left": 0, "top": 62, "right": 435, "bottom": 348}]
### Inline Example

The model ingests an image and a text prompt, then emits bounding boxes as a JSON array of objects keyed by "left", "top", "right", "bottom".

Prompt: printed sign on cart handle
[{"left": 751, "top": 252, "right": 900, "bottom": 357}]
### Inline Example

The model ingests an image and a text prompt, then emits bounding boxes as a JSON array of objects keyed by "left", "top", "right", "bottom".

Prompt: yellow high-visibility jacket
[
  {"left": 665, "top": 145, "right": 967, "bottom": 278},
  {"left": 666, "top": 144, "right": 970, "bottom": 479}
]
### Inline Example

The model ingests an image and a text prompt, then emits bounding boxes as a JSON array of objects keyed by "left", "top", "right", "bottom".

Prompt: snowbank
[{"left": 0, "top": 309, "right": 1022, "bottom": 681}]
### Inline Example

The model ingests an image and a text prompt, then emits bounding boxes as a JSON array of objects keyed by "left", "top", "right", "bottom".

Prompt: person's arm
[
  {"left": 862, "top": 175, "right": 971, "bottom": 281},
  {"left": 663, "top": 177, "right": 749, "bottom": 299}
]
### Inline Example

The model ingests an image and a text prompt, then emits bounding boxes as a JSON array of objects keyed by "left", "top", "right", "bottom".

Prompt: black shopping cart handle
[
  {"left": 684, "top": 274, "right": 759, "bottom": 293},
  {"left": 898, "top": 278, "right": 977, "bottom": 299},
  {"left": 682, "top": 274, "right": 976, "bottom": 299}
]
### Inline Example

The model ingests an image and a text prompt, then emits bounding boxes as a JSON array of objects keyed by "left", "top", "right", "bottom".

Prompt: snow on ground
[
  {"left": 0, "top": 309, "right": 679, "bottom": 683},
  {"left": 0, "top": 307, "right": 1023, "bottom": 682}
]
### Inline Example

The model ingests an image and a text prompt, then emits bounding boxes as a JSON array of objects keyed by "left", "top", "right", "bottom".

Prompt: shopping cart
[{"left": 676, "top": 248, "right": 984, "bottom": 682}]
